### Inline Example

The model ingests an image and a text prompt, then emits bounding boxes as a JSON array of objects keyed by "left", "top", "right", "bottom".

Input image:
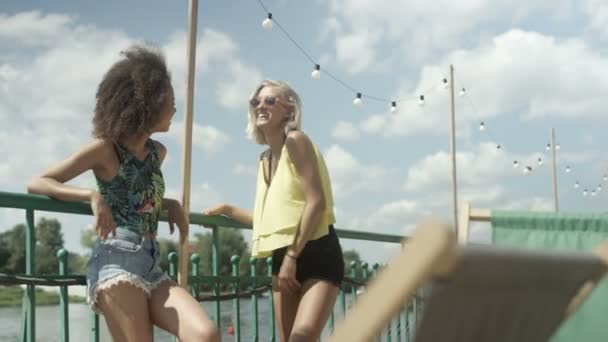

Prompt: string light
[
  {"left": 255, "top": 0, "right": 439, "bottom": 109},
  {"left": 257, "top": 2, "right": 603, "bottom": 199},
  {"left": 583, "top": 189, "right": 588, "bottom": 196},
  {"left": 262, "top": 13, "right": 273, "bottom": 30},
  {"left": 311, "top": 64, "right": 321, "bottom": 79},
  {"left": 353, "top": 93, "right": 362, "bottom": 106},
  {"left": 418, "top": 95, "right": 425, "bottom": 106},
  {"left": 574, "top": 181, "right": 580, "bottom": 189}
]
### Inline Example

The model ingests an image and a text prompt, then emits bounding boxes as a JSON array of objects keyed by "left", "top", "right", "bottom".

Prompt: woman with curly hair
[
  {"left": 27, "top": 44, "right": 219, "bottom": 342},
  {"left": 204, "top": 80, "right": 343, "bottom": 341}
]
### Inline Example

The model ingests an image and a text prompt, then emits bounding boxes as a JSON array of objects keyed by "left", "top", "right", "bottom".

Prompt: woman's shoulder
[
  {"left": 285, "top": 130, "right": 315, "bottom": 152},
  {"left": 148, "top": 139, "right": 167, "bottom": 163},
  {"left": 86, "top": 138, "right": 116, "bottom": 157}
]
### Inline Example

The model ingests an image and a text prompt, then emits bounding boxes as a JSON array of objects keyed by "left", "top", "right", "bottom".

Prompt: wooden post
[
  {"left": 449, "top": 65, "right": 459, "bottom": 234},
  {"left": 179, "top": 0, "right": 198, "bottom": 288},
  {"left": 551, "top": 128, "right": 559, "bottom": 212}
]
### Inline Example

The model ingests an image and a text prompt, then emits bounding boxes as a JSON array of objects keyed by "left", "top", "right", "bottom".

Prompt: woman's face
[
  {"left": 250, "top": 86, "right": 291, "bottom": 133},
  {"left": 151, "top": 87, "right": 176, "bottom": 133}
]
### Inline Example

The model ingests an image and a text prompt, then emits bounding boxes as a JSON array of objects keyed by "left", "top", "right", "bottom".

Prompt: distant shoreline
[{"left": 0, "top": 286, "right": 85, "bottom": 308}]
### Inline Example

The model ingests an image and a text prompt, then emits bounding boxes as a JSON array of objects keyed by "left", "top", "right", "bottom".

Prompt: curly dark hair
[{"left": 93, "top": 43, "right": 173, "bottom": 141}]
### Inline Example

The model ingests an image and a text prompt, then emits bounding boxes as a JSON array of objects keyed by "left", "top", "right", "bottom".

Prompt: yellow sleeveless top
[{"left": 251, "top": 143, "right": 336, "bottom": 258}]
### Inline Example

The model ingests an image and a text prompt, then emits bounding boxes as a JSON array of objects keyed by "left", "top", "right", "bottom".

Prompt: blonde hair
[{"left": 246, "top": 80, "right": 302, "bottom": 145}]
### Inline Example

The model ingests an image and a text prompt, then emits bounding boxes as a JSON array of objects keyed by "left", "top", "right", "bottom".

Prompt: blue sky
[{"left": 1, "top": 0, "right": 608, "bottom": 264}]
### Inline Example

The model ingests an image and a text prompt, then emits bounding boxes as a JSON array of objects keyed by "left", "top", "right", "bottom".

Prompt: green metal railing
[{"left": 0, "top": 191, "right": 417, "bottom": 341}]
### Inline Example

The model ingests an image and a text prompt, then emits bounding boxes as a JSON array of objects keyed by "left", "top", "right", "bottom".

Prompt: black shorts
[{"left": 272, "top": 225, "right": 344, "bottom": 288}]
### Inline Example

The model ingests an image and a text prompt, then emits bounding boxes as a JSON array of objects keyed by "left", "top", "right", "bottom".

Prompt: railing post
[
  {"left": 25, "top": 209, "right": 35, "bottom": 342},
  {"left": 90, "top": 311, "right": 99, "bottom": 342},
  {"left": 168, "top": 252, "right": 178, "bottom": 281},
  {"left": 266, "top": 257, "right": 275, "bottom": 342},
  {"left": 190, "top": 254, "right": 200, "bottom": 299},
  {"left": 350, "top": 261, "right": 358, "bottom": 302},
  {"left": 250, "top": 257, "right": 259, "bottom": 342},
  {"left": 373, "top": 263, "right": 381, "bottom": 342},
  {"left": 231, "top": 255, "right": 241, "bottom": 342},
  {"left": 212, "top": 226, "right": 220, "bottom": 330},
  {"left": 57, "top": 249, "right": 69, "bottom": 342}
]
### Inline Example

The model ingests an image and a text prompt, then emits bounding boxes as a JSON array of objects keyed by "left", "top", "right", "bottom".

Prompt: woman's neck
[
  {"left": 265, "top": 132, "right": 286, "bottom": 157},
  {"left": 119, "top": 134, "right": 150, "bottom": 155}
]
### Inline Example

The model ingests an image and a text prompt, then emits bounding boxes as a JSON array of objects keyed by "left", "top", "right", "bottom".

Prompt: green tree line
[{"left": 0, "top": 219, "right": 368, "bottom": 291}]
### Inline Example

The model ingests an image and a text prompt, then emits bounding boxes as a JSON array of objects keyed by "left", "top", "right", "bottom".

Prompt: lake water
[{"left": 0, "top": 295, "right": 413, "bottom": 341}]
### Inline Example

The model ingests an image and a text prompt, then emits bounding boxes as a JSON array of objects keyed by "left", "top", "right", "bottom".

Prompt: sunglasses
[{"left": 249, "top": 96, "right": 279, "bottom": 108}]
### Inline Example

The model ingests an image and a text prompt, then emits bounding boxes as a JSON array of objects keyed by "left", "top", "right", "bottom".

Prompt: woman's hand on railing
[
  {"left": 91, "top": 191, "right": 116, "bottom": 240},
  {"left": 201, "top": 204, "right": 229, "bottom": 228},
  {"left": 202, "top": 204, "right": 253, "bottom": 228}
]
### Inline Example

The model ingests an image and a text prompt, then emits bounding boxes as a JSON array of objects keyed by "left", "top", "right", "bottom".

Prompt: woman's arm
[
  {"left": 284, "top": 131, "right": 326, "bottom": 258},
  {"left": 203, "top": 204, "right": 253, "bottom": 226},
  {"left": 27, "top": 139, "right": 117, "bottom": 239},
  {"left": 27, "top": 139, "right": 108, "bottom": 202}
]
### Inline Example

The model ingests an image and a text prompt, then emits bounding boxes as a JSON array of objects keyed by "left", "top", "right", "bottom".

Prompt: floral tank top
[{"left": 95, "top": 139, "right": 165, "bottom": 235}]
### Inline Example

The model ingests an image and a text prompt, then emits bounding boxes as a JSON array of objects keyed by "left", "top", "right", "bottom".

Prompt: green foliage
[{"left": 0, "top": 286, "right": 85, "bottom": 307}]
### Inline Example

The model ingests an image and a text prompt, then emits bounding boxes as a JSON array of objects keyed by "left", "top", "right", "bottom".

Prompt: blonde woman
[{"left": 204, "top": 80, "right": 343, "bottom": 341}]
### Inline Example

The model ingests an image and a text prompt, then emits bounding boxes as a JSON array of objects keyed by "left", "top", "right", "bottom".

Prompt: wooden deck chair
[{"left": 329, "top": 220, "right": 608, "bottom": 342}]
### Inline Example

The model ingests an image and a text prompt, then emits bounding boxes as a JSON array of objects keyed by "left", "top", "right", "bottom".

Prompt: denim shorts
[{"left": 86, "top": 228, "right": 171, "bottom": 314}]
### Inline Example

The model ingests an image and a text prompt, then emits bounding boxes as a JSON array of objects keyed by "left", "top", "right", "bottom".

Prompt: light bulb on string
[
  {"left": 496, "top": 144, "right": 502, "bottom": 149},
  {"left": 459, "top": 88, "right": 466, "bottom": 97},
  {"left": 479, "top": 121, "right": 485, "bottom": 131},
  {"left": 565, "top": 166, "right": 571, "bottom": 173},
  {"left": 442, "top": 78, "right": 449, "bottom": 89},
  {"left": 390, "top": 101, "right": 397, "bottom": 113},
  {"left": 574, "top": 181, "right": 580, "bottom": 189},
  {"left": 545, "top": 143, "right": 551, "bottom": 151},
  {"left": 603, "top": 175, "right": 607, "bottom": 182},
  {"left": 262, "top": 13, "right": 273, "bottom": 31},
  {"left": 556, "top": 144, "right": 560, "bottom": 151},
  {"left": 418, "top": 95, "right": 425, "bottom": 106},
  {"left": 592, "top": 190, "right": 597, "bottom": 196},
  {"left": 598, "top": 184, "right": 603, "bottom": 192},
  {"left": 353, "top": 93, "right": 362, "bottom": 107},
  {"left": 311, "top": 64, "right": 321, "bottom": 79},
  {"left": 523, "top": 166, "right": 532, "bottom": 175},
  {"left": 537, "top": 157, "right": 543, "bottom": 165},
  {"left": 583, "top": 189, "right": 588, "bottom": 196},
  {"left": 513, "top": 160, "right": 519, "bottom": 168}
]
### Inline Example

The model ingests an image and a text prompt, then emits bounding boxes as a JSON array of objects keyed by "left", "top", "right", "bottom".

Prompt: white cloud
[
  {"left": 233, "top": 163, "right": 257, "bottom": 177},
  {"left": 0, "top": 11, "right": 74, "bottom": 46},
  {"left": 166, "top": 120, "right": 230, "bottom": 155},
  {"left": 347, "top": 29, "right": 608, "bottom": 139},
  {"left": 165, "top": 183, "right": 224, "bottom": 211},
  {"left": 404, "top": 142, "right": 522, "bottom": 192},
  {"left": 164, "top": 29, "right": 262, "bottom": 111},
  {"left": 323, "top": 144, "right": 392, "bottom": 199},
  {"left": 321, "top": 0, "right": 576, "bottom": 71},
  {"left": 585, "top": 0, "right": 608, "bottom": 39},
  {"left": 331, "top": 120, "right": 360, "bottom": 141}
]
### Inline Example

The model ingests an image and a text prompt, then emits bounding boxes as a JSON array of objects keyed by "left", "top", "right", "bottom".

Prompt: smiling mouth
[{"left": 257, "top": 113, "right": 269, "bottom": 119}]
